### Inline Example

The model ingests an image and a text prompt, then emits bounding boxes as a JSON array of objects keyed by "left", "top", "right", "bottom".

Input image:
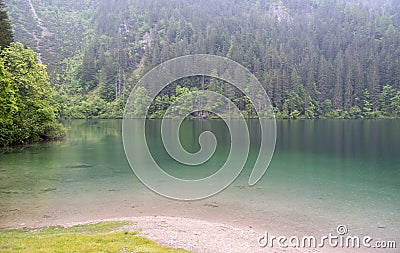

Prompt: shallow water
[{"left": 0, "top": 119, "right": 399, "bottom": 250}]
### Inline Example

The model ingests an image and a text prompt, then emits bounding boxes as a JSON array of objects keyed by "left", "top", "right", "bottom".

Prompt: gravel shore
[{"left": 61, "top": 216, "right": 322, "bottom": 253}]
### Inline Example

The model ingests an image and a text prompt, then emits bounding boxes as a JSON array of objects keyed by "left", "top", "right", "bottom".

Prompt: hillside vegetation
[
  {"left": 5, "top": 0, "right": 400, "bottom": 119},
  {"left": 1, "top": 0, "right": 65, "bottom": 147}
]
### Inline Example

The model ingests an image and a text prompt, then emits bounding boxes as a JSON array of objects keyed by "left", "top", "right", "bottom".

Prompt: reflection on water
[{"left": 0, "top": 119, "right": 399, "bottom": 248}]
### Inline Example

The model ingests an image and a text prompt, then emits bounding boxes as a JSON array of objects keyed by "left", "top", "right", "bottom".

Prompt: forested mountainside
[{"left": 5, "top": 0, "right": 400, "bottom": 119}]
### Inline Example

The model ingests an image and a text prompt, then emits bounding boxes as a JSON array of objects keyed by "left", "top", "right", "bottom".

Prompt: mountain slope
[{"left": 5, "top": 0, "right": 400, "bottom": 118}]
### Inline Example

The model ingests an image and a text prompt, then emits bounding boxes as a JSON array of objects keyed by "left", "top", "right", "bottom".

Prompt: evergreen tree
[
  {"left": 0, "top": 0, "right": 13, "bottom": 50},
  {"left": 5, "top": 0, "right": 400, "bottom": 119},
  {"left": 362, "top": 89, "right": 373, "bottom": 116}
]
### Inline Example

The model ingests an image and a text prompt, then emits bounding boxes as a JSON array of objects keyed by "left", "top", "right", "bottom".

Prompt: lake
[{"left": 0, "top": 119, "right": 399, "bottom": 249}]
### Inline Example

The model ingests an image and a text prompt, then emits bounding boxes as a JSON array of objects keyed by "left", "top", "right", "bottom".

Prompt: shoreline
[
  {"left": 3, "top": 215, "right": 322, "bottom": 253},
  {"left": 68, "top": 216, "right": 265, "bottom": 253}
]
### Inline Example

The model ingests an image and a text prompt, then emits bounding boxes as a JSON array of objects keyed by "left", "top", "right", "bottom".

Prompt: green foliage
[
  {"left": 5, "top": 0, "right": 400, "bottom": 119},
  {"left": 0, "top": 59, "right": 16, "bottom": 142},
  {"left": 380, "top": 85, "right": 396, "bottom": 116},
  {"left": 362, "top": 89, "right": 373, "bottom": 117},
  {"left": 349, "top": 106, "right": 363, "bottom": 119},
  {"left": 0, "top": 0, "right": 13, "bottom": 50},
  {"left": 77, "top": 47, "right": 99, "bottom": 93},
  {"left": 131, "top": 86, "right": 151, "bottom": 118},
  {"left": 0, "top": 42, "right": 65, "bottom": 146},
  {"left": 320, "top": 99, "right": 334, "bottom": 118},
  {"left": 391, "top": 90, "right": 400, "bottom": 117}
]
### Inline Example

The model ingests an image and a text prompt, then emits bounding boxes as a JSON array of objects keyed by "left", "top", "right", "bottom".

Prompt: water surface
[{"left": 0, "top": 119, "right": 399, "bottom": 250}]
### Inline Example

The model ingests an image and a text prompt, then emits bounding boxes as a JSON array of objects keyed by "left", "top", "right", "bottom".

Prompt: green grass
[{"left": 0, "top": 221, "right": 191, "bottom": 253}]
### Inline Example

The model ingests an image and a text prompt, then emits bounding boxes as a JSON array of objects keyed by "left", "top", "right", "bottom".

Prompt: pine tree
[
  {"left": 317, "top": 56, "right": 333, "bottom": 103},
  {"left": 333, "top": 51, "right": 344, "bottom": 109},
  {"left": 362, "top": 89, "right": 373, "bottom": 117},
  {"left": 0, "top": 0, "right": 13, "bottom": 50}
]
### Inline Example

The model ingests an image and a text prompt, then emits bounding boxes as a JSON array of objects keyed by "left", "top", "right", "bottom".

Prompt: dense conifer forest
[{"left": 3, "top": 0, "right": 400, "bottom": 119}]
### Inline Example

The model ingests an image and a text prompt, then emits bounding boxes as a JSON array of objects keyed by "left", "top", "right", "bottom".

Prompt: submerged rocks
[{"left": 64, "top": 164, "right": 94, "bottom": 169}]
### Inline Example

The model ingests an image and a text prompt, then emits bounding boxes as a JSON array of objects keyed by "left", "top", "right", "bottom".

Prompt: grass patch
[{"left": 0, "top": 221, "right": 191, "bottom": 252}]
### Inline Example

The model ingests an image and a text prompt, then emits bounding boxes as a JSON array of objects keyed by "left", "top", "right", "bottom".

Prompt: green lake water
[{"left": 0, "top": 119, "right": 399, "bottom": 249}]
